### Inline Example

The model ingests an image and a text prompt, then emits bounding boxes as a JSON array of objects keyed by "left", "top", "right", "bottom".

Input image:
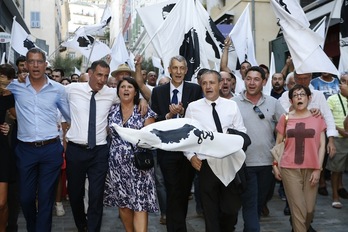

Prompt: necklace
[{"left": 121, "top": 105, "right": 134, "bottom": 125}]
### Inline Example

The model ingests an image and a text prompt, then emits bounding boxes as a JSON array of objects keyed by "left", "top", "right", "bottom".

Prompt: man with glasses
[
  {"left": 7, "top": 48, "right": 70, "bottom": 232},
  {"left": 233, "top": 66, "right": 285, "bottom": 232}
]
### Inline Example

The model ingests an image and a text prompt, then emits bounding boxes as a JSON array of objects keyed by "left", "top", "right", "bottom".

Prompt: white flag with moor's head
[
  {"left": 270, "top": 0, "right": 338, "bottom": 75},
  {"left": 11, "top": 17, "right": 36, "bottom": 56}
]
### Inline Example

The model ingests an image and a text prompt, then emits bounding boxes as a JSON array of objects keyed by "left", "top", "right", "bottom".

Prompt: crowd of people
[{"left": 0, "top": 46, "right": 348, "bottom": 232}]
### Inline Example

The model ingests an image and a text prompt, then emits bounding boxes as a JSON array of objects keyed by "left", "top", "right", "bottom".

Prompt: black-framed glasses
[{"left": 253, "top": 106, "right": 265, "bottom": 119}]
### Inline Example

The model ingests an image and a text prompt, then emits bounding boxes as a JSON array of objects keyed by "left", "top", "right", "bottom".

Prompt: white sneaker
[{"left": 55, "top": 202, "right": 65, "bottom": 216}]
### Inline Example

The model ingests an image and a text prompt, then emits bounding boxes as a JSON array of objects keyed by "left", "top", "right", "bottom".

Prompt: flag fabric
[
  {"left": 229, "top": 4, "right": 258, "bottom": 67},
  {"left": 263, "top": 52, "right": 275, "bottom": 95},
  {"left": 313, "top": 16, "right": 326, "bottom": 48},
  {"left": 62, "top": 34, "right": 111, "bottom": 62},
  {"left": 75, "top": 5, "right": 112, "bottom": 37},
  {"left": 112, "top": 118, "right": 246, "bottom": 186},
  {"left": 152, "top": 56, "right": 166, "bottom": 80},
  {"left": 112, "top": 118, "right": 244, "bottom": 158},
  {"left": 10, "top": 17, "right": 36, "bottom": 56},
  {"left": 270, "top": 0, "right": 339, "bottom": 75},
  {"left": 74, "top": 67, "right": 81, "bottom": 76},
  {"left": 339, "top": 0, "right": 348, "bottom": 73},
  {"left": 109, "top": 33, "right": 130, "bottom": 72},
  {"left": 151, "top": 0, "right": 224, "bottom": 81},
  {"left": 137, "top": 0, "right": 178, "bottom": 56},
  {"left": 128, "top": 52, "right": 135, "bottom": 71}
]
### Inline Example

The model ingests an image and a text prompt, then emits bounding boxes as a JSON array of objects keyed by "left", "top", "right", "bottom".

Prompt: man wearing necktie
[
  {"left": 184, "top": 70, "right": 247, "bottom": 232},
  {"left": 65, "top": 60, "right": 120, "bottom": 232},
  {"left": 151, "top": 55, "right": 202, "bottom": 232}
]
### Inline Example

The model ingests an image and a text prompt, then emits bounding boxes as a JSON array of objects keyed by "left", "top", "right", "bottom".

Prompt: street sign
[{"left": 0, "top": 32, "right": 11, "bottom": 43}]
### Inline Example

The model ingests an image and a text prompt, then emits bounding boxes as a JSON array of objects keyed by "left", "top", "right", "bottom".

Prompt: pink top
[{"left": 276, "top": 114, "right": 326, "bottom": 169}]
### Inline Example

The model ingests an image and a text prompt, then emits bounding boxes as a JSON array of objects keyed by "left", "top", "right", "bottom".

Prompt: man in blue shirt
[{"left": 7, "top": 48, "right": 70, "bottom": 232}]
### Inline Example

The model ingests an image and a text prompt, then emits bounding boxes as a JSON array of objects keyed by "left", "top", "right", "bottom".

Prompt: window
[{"left": 30, "top": 12, "right": 40, "bottom": 28}]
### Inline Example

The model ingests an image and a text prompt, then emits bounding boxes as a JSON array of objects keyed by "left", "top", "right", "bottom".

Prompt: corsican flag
[
  {"left": 137, "top": 0, "right": 178, "bottom": 57},
  {"left": 270, "top": 0, "right": 338, "bottom": 75},
  {"left": 229, "top": 4, "right": 258, "bottom": 67},
  {"left": 151, "top": 0, "right": 224, "bottom": 81},
  {"left": 112, "top": 118, "right": 246, "bottom": 186},
  {"left": 10, "top": 17, "right": 36, "bottom": 56},
  {"left": 62, "top": 34, "right": 111, "bottom": 62}
]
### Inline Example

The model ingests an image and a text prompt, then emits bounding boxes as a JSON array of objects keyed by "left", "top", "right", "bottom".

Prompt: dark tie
[
  {"left": 212, "top": 102, "right": 222, "bottom": 133},
  {"left": 88, "top": 91, "right": 97, "bottom": 148},
  {"left": 171, "top": 89, "right": 178, "bottom": 104}
]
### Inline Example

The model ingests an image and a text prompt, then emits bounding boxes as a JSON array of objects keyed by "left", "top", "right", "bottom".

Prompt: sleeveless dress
[{"left": 104, "top": 104, "right": 158, "bottom": 213}]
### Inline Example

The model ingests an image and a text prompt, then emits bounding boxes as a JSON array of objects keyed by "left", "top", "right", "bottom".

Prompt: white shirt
[
  {"left": 278, "top": 89, "right": 338, "bottom": 137},
  {"left": 184, "top": 97, "right": 246, "bottom": 186},
  {"left": 65, "top": 83, "right": 119, "bottom": 145},
  {"left": 184, "top": 97, "right": 246, "bottom": 160},
  {"left": 170, "top": 81, "right": 184, "bottom": 103}
]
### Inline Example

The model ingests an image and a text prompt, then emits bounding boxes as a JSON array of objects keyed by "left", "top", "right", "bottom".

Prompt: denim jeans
[{"left": 242, "top": 165, "right": 274, "bottom": 232}]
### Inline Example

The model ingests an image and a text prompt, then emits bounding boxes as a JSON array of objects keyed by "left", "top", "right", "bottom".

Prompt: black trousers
[
  {"left": 199, "top": 160, "right": 242, "bottom": 232},
  {"left": 157, "top": 150, "right": 195, "bottom": 232},
  {"left": 66, "top": 143, "right": 109, "bottom": 232}
]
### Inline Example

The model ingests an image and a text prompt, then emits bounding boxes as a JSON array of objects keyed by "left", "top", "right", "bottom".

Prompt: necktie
[
  {"left": 171, "top": 89, "right": 179, "bottom": 104},
  {"left": 88, "top": 91, "right": 97, "bottom": 148},
  {"left": 212, "top": 102, "right": 222, "bottom": 133}
]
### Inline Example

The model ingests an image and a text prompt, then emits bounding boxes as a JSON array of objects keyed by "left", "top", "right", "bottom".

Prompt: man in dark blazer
[{"left": 151, "top": 55, "right": 202, "bottom": 232}]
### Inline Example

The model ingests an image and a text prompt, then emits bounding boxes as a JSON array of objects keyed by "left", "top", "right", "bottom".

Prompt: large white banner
[{"left": 270, "top": 0, "right": 339, "bottom": 75}]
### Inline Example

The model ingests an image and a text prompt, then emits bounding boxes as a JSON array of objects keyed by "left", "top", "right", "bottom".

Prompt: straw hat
[{"left": 111, "top": 64, "right": 135, "bottom": 77}]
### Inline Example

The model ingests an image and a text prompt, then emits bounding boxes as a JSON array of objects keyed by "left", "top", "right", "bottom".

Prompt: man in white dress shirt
[
  {"left": 65, "top": 60, "right": 119, "bottom": 232},
  {"left": 184, "top": 70, "right": 246, "bottom": 232}
]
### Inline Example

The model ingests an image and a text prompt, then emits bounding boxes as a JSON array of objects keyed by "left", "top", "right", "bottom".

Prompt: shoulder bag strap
[
  {"left": 283, "top": 113, "right": 289, "bottom": 141},
  {"left": 337, "top": 94, "right": 347, "bottom": 116}
]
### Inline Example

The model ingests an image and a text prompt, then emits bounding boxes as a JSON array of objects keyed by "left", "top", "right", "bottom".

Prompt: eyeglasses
[
  {"left": 253, "top": 106, "right": 265, "bottom": 119},
  {"left": 27, "top": 60, "right": 45, "bottom": 65},
  {"left": 292, "top": 92, "right": 307, "bottom": 98}
]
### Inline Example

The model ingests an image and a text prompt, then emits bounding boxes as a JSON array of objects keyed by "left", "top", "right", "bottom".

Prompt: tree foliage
[
  {"left": 141, "top": 57, "right": 157, "bottom": 73},
  {"left": 50, "top": 55, "right": 83, "bottom": 76}
]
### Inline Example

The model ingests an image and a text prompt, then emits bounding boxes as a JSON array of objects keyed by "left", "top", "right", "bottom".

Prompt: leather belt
[
  {"left": 20, "top": 136, "right": 59, "bottom": 147},
  {"left": 68, "top": 141, "right": 93, "bottom": 150}
]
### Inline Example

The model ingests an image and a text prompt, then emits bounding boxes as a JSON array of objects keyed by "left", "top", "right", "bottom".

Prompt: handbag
[
  {"left": 270, "top": 113, "right": 288, "bottom": 163},
  {"left": 131, "top": 144, "right": 154, "bottom": 170}
]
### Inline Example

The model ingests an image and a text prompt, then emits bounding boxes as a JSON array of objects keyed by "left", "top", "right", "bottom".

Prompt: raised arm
[
  {"left": 134, "top": 55, "right": 152, "bottom": 102},
  {"left": 220, "top": 37, "right": 232, "bottom": 73}
]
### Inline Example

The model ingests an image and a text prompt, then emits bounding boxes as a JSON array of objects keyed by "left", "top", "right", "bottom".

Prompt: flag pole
[{"left": 7, "top": 17, "right": 16, "bottom": 64}]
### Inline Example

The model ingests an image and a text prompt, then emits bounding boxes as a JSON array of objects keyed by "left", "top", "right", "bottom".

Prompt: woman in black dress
[{"left": 0, "top": 64, "right": 16, "bottom": 231}]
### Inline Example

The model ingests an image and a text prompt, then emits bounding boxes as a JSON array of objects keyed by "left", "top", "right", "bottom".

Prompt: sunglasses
[{"left": 253, "top": 106, "right": 265, "bottom": 119}]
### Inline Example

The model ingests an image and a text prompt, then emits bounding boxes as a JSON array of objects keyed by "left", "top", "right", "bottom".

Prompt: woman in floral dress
[{"left": 104, "top": 77, "right": 158, "bottom": 231}]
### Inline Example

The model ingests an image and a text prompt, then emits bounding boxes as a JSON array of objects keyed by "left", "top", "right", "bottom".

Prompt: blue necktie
[
  {"left": 88, "top": 91, "right": 97, "bottom": 148},
  {"left": 171, "top": 89, "right": 179, "bottom": 118},
  {"left": 212, "top": 102, "right": 222, "bottom": 133},
  {"left": 171, "top": 89, "right": 178, "bottom": 104}
]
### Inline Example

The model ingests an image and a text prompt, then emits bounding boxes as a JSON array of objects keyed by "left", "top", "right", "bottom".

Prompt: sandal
[{"left": 332, "top": 201, "right": 343, "bottom": 209}]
